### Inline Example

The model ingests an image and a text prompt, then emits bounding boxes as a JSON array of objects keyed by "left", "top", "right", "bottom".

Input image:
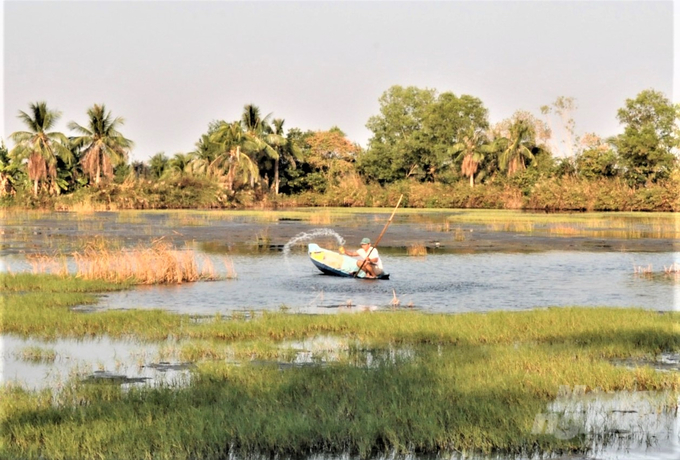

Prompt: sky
[{"left": 2, "top": 1, "right": 676, "bottom": 162}]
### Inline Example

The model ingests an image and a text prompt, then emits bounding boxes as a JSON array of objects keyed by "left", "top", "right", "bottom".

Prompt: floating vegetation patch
[{"left": 14, "top": 346, "right": 57, "bottom": 363}]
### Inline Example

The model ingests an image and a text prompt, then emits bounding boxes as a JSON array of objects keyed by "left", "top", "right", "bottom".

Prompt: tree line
[{"left": 1, "top": 86, "right": 678, "bottom": 207}]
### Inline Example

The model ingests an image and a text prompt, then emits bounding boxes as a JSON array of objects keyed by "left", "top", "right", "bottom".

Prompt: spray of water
[{"left": 283, "top": 228, "right": 346, "bottom": 257}]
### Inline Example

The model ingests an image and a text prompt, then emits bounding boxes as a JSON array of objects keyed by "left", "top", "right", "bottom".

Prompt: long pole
[{"left": 355, "top": 194, "right": 404, "bottom": 278}]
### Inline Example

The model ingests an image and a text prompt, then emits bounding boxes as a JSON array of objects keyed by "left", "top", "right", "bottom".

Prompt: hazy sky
[{"left": 2, "top": 1, "right": 676, "bottom": 162}]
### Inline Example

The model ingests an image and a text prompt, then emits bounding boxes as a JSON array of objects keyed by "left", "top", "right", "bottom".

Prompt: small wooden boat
[{"left": 308, "top": 243, "right": 390, "bottom": 280}]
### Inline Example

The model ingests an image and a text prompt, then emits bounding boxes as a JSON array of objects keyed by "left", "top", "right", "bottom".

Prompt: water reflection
[{"left": 0, "top": 335, "right": 191, "bottom": 391}]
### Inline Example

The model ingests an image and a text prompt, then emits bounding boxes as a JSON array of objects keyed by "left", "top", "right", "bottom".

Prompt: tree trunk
[
  {"left": 469, "top": 174, "right": 474, "bottom": 188},
  {"left": 95, "top": 160, "right": 101, "bottom": 185},
  {"left": 33, "top": 179, "right": 39, "bottom": 197},
  {"left": 274, "top": 157, "right": 280, "bottom": 195}
]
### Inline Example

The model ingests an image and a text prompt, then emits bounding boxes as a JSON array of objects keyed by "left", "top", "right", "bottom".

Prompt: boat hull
[{"left": 308, "top": 243, "right": 390, "bottom": 280}]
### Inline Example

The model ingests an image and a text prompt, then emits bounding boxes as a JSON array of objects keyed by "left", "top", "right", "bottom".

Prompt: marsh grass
[
  {"left": 15, "top": 346, "right": 57, "bottom": 363},
  {"left": 2, "top": 273, "right": 679, "bottom": 459},
  {"left": 453, "top": 227, "right": 466, "bottom": 241},
  {"left": 0, "top": 272, "right": 131, "bottom": 293},
  {"left": 252, "top": 228, "right": 272, "bottom": 249},
  {"left": 309, "top": 210, "right": 333, "bottom": 225},
  {"left": 446, "top": 210, "right": 680, "bottom": 239}
]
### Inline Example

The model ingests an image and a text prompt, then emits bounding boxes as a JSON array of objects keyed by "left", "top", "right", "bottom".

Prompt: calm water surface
[
  {"left": 93, "top": 250, "right": 677, "bottom": 315},
  {"left": 1, "top": 210, "right": 678, "bottom": 314}
]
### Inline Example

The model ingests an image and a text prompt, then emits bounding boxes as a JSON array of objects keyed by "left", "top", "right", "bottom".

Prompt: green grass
[
  {"left": 1, "top": 273, "right": 679, "bottom": 459},
  {"left": 0, "top": 273, "right": 133, "bottom": 293}
]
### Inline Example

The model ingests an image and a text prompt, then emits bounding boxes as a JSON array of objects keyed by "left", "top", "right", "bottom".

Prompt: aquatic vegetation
[
  {"left": 0, "top": 272, "right": 131, "bottom": 292},
  {"left": 2, "top": 274, "right": 679, "bottom": 459},
  {"left": 14, "top": 346, "right": 57, "bottom": 363},
  {"left": 10, "top": 239, "right": 231, "bottom": 285},
  {"left": 72, "top": 239, "right": 219, "bottom": 284},
  {"left": 443, "top": 209, "right": 680, "bottom": 239},
  {"left": 406, "top": 243, "right": 427, "bottom": 256}
]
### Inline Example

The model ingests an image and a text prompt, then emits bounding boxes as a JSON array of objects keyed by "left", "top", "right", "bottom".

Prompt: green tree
[
  {"left": 189, "top": 120, "right": 222, "bottom": 177},
  {"left": 361, "top": 86, "right": 489, "bottom": 183},
  {"left": 493, "top": 112, "right": 552, "bottom": 177},
  {"left": 361, "top": 86, "right": 437, "bottom": 183},
  {"left": 422, "top": 92, "right": 489, "bottom": 181},
  {"left": 612, "top": 89, "right": 679, "bottom": 185},
  {"left": 575, "top": 133, "right": 618, "bottom": 180},
  {"left": 449, "top": 128, "right": 491, "bottom": 187},
  {"left": 9, "top": 102, "right": 73, "bottom": 196},
  {"left": 168, "top": 153, "right": 194, "bottom": 177},
  {"left": 270, "top": 119, "right": 303, "bottom": 195},
  {"left": 0, "top": 140, "right": 20, "bottom": 196},
  {"left": 240, "top": 104, "right": 281, "bottom": 188},
  {"left": 68, "top": 104, "right": 134, "bottom": 186},
  {"left": 209, "top": 121, "right": 258, "bottom": 192},
  {"left": 149, "top": 152, "right": 169, "bottom": 179}
]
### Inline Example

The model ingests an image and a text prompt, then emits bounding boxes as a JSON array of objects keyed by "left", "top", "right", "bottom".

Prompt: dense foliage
[{"left": 2, "top": 87, "right": 679, "bottom": 211}]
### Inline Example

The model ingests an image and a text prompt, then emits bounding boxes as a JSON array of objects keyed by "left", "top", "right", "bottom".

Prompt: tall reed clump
[
  {"left": 73, "top": 239, "right": 219, "bottom": 284},
  {"left": 407, "top": 243, "right": 427, "bottom": 256}
]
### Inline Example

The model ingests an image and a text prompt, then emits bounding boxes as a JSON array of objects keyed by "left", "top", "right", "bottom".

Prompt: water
[
  {"left": 85, "top": 250, "right": 677, "bottom": 315},
  {"left": 1, "top": 335, "right": 191, "bottom": 391},
  {"left": 0, "top": 210, "right": 677, "bottom": 313},
  {"left": 1, "top": 210, "right": 678, "bottom": 459}
]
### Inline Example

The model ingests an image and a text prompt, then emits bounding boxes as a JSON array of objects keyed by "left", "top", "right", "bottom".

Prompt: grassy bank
[{"left": 1, "top": 274, "right": 679, "bottom": 459}]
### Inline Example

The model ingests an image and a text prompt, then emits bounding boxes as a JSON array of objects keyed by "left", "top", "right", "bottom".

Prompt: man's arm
[{"left": 340, "top": 247, "right": 357, "bottom": 257}]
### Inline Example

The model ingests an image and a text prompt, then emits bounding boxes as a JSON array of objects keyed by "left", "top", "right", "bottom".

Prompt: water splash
[{"left": 282, "top": 228, "right": 346, "bottom": 257}]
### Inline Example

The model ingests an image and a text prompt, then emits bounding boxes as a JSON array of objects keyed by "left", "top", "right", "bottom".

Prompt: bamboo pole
[{"left": 355, "top": 194, "right": 404, "bottom": 278}]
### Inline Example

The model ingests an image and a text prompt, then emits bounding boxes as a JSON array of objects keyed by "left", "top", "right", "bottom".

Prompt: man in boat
[{"left": 340, "top": 238, "right": 384, "bottom": 278}]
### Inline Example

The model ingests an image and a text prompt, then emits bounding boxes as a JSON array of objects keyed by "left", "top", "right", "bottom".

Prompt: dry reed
[
  {"left": 633, "top": 264, "right": 653, "bottom": 276},
  {"left": 407, "top": 243, "right": 428, "bottom": 257},
  {"left": 26, "top": 254, "right": 69, "bottom": 277},
  {"left": 663, "top": 263, "right": 680, "bottom": 274},
  {"left": 70, "top": 239, "right": 222, "bottom": 284}
]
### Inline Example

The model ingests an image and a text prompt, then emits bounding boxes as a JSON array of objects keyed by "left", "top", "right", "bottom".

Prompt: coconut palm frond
[
  {"left": 67, "top": 122, "right": 94, "bottom": 137},
  {"left": 71, "top": 104, "right": 133, "bottom": 185}
]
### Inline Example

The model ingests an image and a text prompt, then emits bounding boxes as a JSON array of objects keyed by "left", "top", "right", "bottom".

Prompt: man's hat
[{"left": 360, "top": 238, "right": 371, "bottom": 244}]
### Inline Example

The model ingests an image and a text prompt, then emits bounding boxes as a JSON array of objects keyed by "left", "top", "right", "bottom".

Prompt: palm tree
[
  {"left": 9, "top": 102, "right": 72, "bottom": 196},
  {"left": 498, "top": 119, "right": 537, "bottom": 176},
  {"left": 209, "top": 121, "right": 258, "bottom": 192},
  {"left": 168, "top": 153, "right": 194, "bottom": 177},
  {"left": 0, "top": 140, "right": 19, "bottom": 196},
  {"left": 68, "top": 104, "right": 133, "bottom": 185},
  {"left": 450, "top": 128, "right": 490, "bottom": 187},
  {"left": 149, "top": 152, "right": 169, "bottom": 179},
  {"left": 240, "top": 104, "right": 280, "bottom": 188},
  {"left": 270, "top": 119, "right": 302, "bottom": 195}
]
